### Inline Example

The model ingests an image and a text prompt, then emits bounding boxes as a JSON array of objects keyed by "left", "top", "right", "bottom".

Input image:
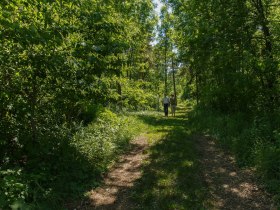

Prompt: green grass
[
  {"left": 131, "top": 106, "right": 209, "bottom": 209},
  {"left": 0, "top": 105, "right": 210, "bottom": 209}
]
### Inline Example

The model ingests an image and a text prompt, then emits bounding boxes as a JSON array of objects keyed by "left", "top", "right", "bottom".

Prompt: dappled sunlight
[
  {"left": 132, "top": 106, "right": 208, "bottom": 209},
  {"left": 198, "top": 136, "right": 272, "bottom": 209},
  {"left": 182, "top": 160, "right": 194, "bottom": 167},
  {"left": 157, "top": 175, "right": 177, "bottom": 188},
  {"left": 230, "top": 171, "right": 237, "bottom": 177},
  {"left": 70, "top": 106, "right": 273, "bottom": 209},
  {"left": 80, "top": 136, "right": 149, "bottom": 209}
]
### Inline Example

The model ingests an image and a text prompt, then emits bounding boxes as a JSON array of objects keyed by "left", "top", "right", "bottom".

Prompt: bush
[
  {"left": 72, "top": 109, "right": 143, "bottom": 171},
  {"left": 255, "top": 143, "right": 280, "bottom": 196},
  {"left": 0, "top": 169, "right": 28, "bottom": 209},
  {"left": 78, "top": 103, "right": 104, "bottom": 125},
  {"left": 0, "top": 109, "right": 144, "bottom": 209}
]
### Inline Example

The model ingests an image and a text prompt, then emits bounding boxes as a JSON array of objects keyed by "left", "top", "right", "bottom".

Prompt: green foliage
[
  {"left": 0, "top": 109, "right": 144, "bottom": 209},
  {"left": 167, "top": 0, "right": 279, "bottom": 113},
  {"left": 72, "top": 109, "right": 144, "bottom": 171},
  {"left": 165, "top": 0, "right": 280, "bottom": 204},
  {"left": 0, "top": 0, "right": 157, "bottom": 208},
  {"left": 78, "top": 102, "right": 104, "bottom": 125},
  {"left": 121, "top": 78, "right": 158, "bottom": 110},
  {"left": 0, "top": 0, "right": 157, "bottom": 160},
  {"left": 257, "top": 145, "right": 280, "bottom": 191},
  {"left": 0, "top": 169, "right": 28, "bottom": 208}
]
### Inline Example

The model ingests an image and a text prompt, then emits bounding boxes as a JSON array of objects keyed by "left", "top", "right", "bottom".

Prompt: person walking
[
  {"left": 170, "top": 94, "right": 177, "bottom": 117},
  {"left": 162, "top": 95, "right": 170, "bottom": 117}
]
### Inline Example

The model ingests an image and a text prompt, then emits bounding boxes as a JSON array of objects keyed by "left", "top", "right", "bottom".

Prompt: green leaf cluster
[
  {"left": 0, "top": 0, "right": 157, "bottom": 208},
  {"left": 165, "top": 0, "right": 280, "bottom": 203}
]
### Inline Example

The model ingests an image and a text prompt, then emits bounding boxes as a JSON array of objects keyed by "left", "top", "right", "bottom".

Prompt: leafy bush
[
  {"left": 120, "top": 78, "right": 158, "bottom": 111},
  {"left": 0, "top": 169, "right": 28, "bottom": 208},
  {"left": 255, "top": 138, "right": 280, "bottom": 196},
  {"left": 78, "top": 102, "right": 104, "bottom": 125},
  {"left": 72, "top": 109, "right": 143, "bottom": 171}
]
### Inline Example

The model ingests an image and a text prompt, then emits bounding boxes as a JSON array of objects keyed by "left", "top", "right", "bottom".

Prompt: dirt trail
[
  {"left": 70, "top": 122, "right": 275, "bottom": 209},
  {"left": 75, "top": 136, "right": 149, "bottom": 210},
  {"left": 197, "top": 135, "right": 274, "bottom": 210}
]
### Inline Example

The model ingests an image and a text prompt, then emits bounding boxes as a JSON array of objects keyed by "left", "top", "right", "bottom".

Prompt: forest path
[
  {"left": 87, "top": 135, "right": 149, "bottom": 210},
  {"left": 71, "top": 135, "right": 149, "bottom": 210},
  {"left": 74, "top": 106, "right": 273, "bottom": 209},
  {"left": 196, "top": 135, "right": 273, "bottom": 209}
]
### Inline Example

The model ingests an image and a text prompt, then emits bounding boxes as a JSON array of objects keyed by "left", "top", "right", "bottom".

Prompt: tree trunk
[
  {"left": 252, "top": 0, "right": 277, "bottom": 108},
  {"left": 164, "top": 39, "right": 168, "bottom": 95},
  {"left": 172, "top": 57, "right": 177, "bottom": 99}
]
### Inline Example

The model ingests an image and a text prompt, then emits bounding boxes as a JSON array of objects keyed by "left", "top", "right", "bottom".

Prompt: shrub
[
  {"left": 0, "top": 109, "right": 144, "bottom": 209},
  {"left": 71, "top": 109, "right": 143, "bottom": 171},
  {"left": 0, "top": 169, "right": 28, "bottom": 209}
]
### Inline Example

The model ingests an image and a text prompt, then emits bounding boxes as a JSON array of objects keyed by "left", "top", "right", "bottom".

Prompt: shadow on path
[
  {"left": 88, "top": 136, "right": 149, "bottom": 210},
  {"left": 131, "top": 106, "right": 208, "bottom": 209},
  {"left": 75, "top": 106, "right": 273, "bottom": 210},
  {"left": 197, "top": 135, "right": 273, "bottom": 210},
  {"left": 77, "top": 106, "right": 208, "bottom": 209}
]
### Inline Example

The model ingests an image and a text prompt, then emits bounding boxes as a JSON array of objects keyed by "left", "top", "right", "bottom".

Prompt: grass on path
[{"left": 131, "top": 106, "right": 209, "bottom": 210}]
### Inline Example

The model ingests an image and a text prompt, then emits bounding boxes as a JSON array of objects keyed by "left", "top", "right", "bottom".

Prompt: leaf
[{"left": 10, "top": 199, "right": 29, "bottom": 210}]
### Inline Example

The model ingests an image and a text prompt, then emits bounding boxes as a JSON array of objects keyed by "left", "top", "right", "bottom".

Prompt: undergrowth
[{"left": 0, "top": 109, "right": 145, "bottom": 209}]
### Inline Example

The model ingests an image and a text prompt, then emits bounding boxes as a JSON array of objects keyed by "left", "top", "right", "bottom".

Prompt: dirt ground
[
  {"left": 72, "top": 135, "right": 149, "bottom": 210},
  {"left": 70, "top": 134, "right": 276, "bottom": 210},
  {"left": 196, "top": 135, "right": 275, "bottom": 210}
]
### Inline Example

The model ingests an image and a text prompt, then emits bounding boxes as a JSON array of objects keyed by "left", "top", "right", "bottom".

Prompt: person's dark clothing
[{"left": 164, "top": 103, "right": 169, "bottom": 116}]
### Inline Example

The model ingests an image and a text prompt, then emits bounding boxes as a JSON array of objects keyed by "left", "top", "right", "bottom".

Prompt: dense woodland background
[{"left": 0, "top": 0, "right": 279, "bottom": 208}]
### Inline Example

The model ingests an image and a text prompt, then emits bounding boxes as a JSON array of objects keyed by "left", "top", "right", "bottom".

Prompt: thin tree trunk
[
  {"left": 171, "top": 57, "right": 177, "bottom": 99},
  {"left": 252, "top": 0, "right": 276, "bottom": 108},
  {"left": 164, "top": 39, "right": 168, "bottom": 95},
  {"left": 30, "top": 73, "right": 37, "bottom": 144},
  {"left": 195, "top": 70, "right": 199, "bottom": 105}
]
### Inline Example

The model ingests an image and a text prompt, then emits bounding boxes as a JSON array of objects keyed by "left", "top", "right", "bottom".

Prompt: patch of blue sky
[{"left": 151, "top": 0, "right": 163, "bottom": 46}]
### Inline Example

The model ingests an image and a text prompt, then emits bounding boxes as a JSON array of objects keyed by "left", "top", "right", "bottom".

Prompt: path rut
[{"left": 197, "top": 135, "right": 274, "bottom": 210}]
